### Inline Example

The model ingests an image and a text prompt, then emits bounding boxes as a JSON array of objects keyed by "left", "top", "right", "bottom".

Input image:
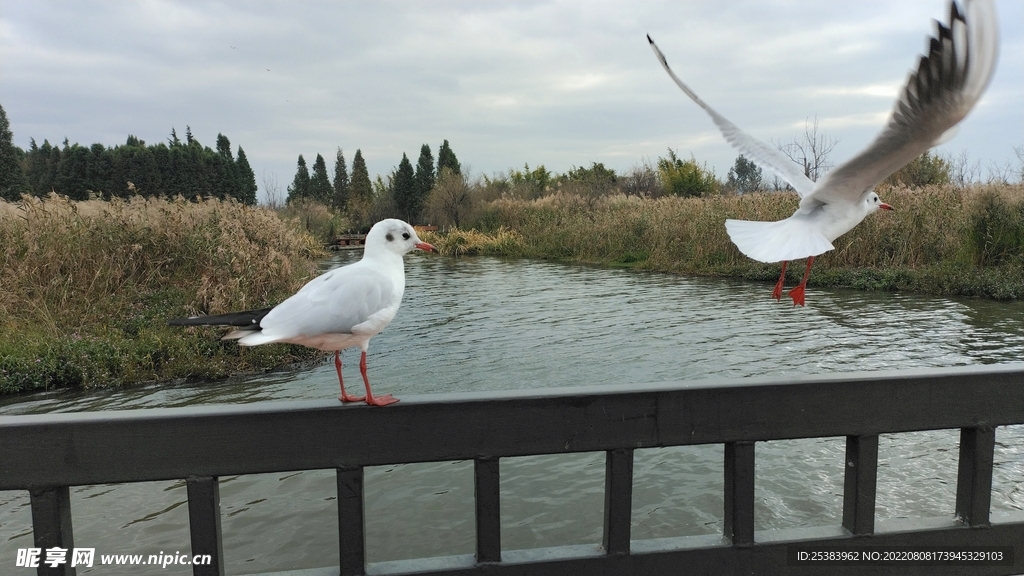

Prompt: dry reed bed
[
  {"left": 0, "top": 194, "right": 326, "bottom": 393},
  {"left": 451, "top": 184, "right": 1024, "bottom": 297}
]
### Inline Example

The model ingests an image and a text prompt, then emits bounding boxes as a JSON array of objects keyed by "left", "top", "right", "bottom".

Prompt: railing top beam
[{"left": 2, "top": 364, "right": 1023, "bottom": 490}]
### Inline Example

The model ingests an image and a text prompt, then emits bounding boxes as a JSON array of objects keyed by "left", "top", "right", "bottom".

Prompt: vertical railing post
[
  {"left": 955, "top": 425, "right": 995, "bottom": 527},
  {"left": 186, "top": 476, "right": 225, "bottom": 576},
  {"left": 842, "top": 434, "right": 878, "bottom": 535},
  {"left": 474, "top": 457, "right": 502, "bottom": 563},
  {"left": 602, "top": 448, "right": 634, "bottom": 556},
  {"left": 337, "top": 466, "right": 366, "bottom": 576},
  {"left": 724, "top": 441, "right": 755, "bottom": 547},
  {"left": 30, "top": 486, "right": 75, "bottom": 576}
]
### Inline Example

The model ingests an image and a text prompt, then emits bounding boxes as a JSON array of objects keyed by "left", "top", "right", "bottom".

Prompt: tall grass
[
  {"left": 275, "top": 198, "right": 353, "bottom": 243},
  {"left": 0, "top": 194, "right": 327, "bottom": 393},
  {"left": 444, "top": 183, "right": 1024, "bottom": 298},
  {"left": 418, "top": 227, "right": 525, "bottom": 257}
]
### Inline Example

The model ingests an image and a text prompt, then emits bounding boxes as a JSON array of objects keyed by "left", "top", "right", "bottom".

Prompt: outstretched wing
[
  {"left": 804, "top": 0, "right": 998, "bottom": 209},
  {"left": 648, "top": 34, "right": 817, "bottom": 197}
]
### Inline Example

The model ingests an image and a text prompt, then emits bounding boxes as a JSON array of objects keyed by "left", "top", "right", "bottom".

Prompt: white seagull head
[
  {"left": 864, "top": 191, "right": 894, "bottom": 213},
  {"left": 364, "top": 218, "right": 437, "bottom": 259}
]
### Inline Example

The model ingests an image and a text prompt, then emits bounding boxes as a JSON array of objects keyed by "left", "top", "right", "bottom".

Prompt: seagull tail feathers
[{"left": 725, "top": 218, "right": 834, "bottom": 263}]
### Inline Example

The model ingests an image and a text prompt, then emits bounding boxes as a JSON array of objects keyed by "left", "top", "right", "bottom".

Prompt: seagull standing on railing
[
  {"left": 648, "top": 0, "right": 998, "bottom": 305},
  {"left": 169, "top": 218, "right": 437, "bottom": 406}
]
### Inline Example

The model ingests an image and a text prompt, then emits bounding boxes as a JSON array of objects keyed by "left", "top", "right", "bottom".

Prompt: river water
[{"left": 2, "top": 252, "right": 1023, "bottom": 574}]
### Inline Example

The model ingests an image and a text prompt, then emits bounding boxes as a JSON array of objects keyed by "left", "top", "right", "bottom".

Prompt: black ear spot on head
[
  {"left": 402, "top": 232, "right": 410, "bottom": 240},
  {"left": 386, "top": 233, "right": 394, "bottom": 241}
]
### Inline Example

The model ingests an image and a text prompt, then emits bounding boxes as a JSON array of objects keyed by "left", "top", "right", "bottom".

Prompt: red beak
[
  {"left": 879, "top": 203, "right": 893, "bottom": 211},
  {"left": 415, "top": 242, "right": 438, "bottom": 253}
]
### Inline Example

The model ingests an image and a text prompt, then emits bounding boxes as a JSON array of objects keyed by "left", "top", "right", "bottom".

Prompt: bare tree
[
  {"left": 427, "top": 167, "right": 472, "bottom": 228},
  {"left": 621, "top": 158, "right": 661, "bottom": 197},
  {"left": 261, "top": 169, "right": 282, "bottom": 209},
  {"left": 986, "top": 159, "right": 1017, "bottom": 185},
  {"left": 945, "top": 149, "right": 980, "bottom": 188},
  {"left": 773, "top": 116, "right": 839, "bottom": 182},
  {"left": 1015, "top": 145, "right": 1024, "bottom": 183},
  {"left": 766, "top": 175, "right": 792, "bottom": 192}
]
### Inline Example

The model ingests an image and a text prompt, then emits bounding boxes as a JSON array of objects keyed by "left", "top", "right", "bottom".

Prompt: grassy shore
[
  {"left": 0, "top": 194, "right": 328, "bottom": 394},
  {"left": 424, "top": 183, "right": 1024, "bottom": 299}
]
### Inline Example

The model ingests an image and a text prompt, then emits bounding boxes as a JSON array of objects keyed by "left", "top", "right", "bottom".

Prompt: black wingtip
[
  {"left": 950, "top": 0, "right": 964, "bottom": 24},
  {"left": 167, "top": 307, "right": 275, "bottom": 328},
  {"left": 647, "top": 33, "right": 653, "bottom": 44}
]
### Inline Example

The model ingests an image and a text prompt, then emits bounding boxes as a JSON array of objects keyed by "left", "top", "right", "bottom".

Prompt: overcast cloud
[{"left": 2, "top": 0, "right": 1021, "bottom": 202}]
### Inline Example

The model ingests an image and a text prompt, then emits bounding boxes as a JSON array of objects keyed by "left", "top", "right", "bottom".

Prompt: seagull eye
[{"left": 402, "top": 232, "right": 411, "bottom": 240}]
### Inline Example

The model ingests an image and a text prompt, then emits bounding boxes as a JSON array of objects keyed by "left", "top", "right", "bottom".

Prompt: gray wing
[
  {"left": 648, "top": 34, "right": 817, "bottom": 197},
  {"left": 804, "top": 0, "right": 998, "bottom": 209},
  {"left": 258, "top": 264, "right": 398, "bottom": 339}
]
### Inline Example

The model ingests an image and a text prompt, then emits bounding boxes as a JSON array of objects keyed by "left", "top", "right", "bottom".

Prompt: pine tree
[
  {"left": 437, "top": 139, "right": 460, "bottom": 176},
  {"left": 113, "top": 136, "right": 161, "bottom": 196},
  {"left": 27, "top": 139, "right": 61, "bottom": 196},
  {"left": 89, "top": 142, "right": 114, "bottom": 197},
  {"left": 414, "top": 144, "right": 435, "bottom": 219},
  {"left": 349, "top": 149, "right": 373, "bottom": 228},
  {"left": 3, "top": 126, "right": 254, "bottom": 200},
  {"left": 308, "top": 153, "right": 333, "bottom": 203},
  {"left": 286, "top": 154, "right": 310, "bottom": 203},
  {"left": 236, "top": 147, "right": 258, "bottom": 205},
  {"left": 195, "top": 137, "right": 216, "bottom": 198},
  {"left": 165, "top": 131, "right": 193, "bottom": 197},
  {"left": 0, "top": 103, "right": 29, "bottom": 200},
  {"left": 213, "top": 133, "right": 239, "bottom": 199},
  {"left": 54, "top": 140, "right": 91, "bottom": 200},
  {"left": 392, "top": 153, "right": 417, "bottom": 223},
  {"left": 333, "top": 148, "right": 350, "bottom": 210},
  {"left": 183, "top": 130, "right": 213, "bottom": 198}
]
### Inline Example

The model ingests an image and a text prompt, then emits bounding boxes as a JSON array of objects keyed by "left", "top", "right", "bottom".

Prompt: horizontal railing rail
[{"left": 2, "top": 364, "right": 1023, "bottom": 575}]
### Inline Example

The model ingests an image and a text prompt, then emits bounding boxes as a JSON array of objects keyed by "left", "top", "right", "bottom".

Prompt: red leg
[
  {"left": 335, "top": 351, "right": 365, "bottom": 403},
  {"left": 771, "top": 261, "right": 788, "bottom": 300},
  {"left": 787, "top": 256, "right": 815, "bottom": 306},
  {"left": 359, "top": 351, "right": 398, "bottom": 407}
]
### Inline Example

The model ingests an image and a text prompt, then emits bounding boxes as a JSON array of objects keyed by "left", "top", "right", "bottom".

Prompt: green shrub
[{"left": 657, "top": 149, "right": 719, "bottom": 197}]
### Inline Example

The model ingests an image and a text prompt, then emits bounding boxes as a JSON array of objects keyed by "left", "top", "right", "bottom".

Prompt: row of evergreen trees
[
  {"left": 286, "top": 140, "right": 460, "bottom": 224},
  {"left": 0, "top": 103, "right": 257, "bottom": 203}
]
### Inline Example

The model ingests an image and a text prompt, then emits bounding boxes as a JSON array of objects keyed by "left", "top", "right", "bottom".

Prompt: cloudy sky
[{"left": 2, "top": 1, "right": 1021, "bottom": 203}]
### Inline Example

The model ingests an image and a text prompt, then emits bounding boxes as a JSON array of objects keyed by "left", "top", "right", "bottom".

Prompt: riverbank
[
  {"left": 422, "top": 183, "right": 1024, "bottom": 299},
  {"left": 0, "top": 194, "right": 328, "bottom": 394},
  {"left": 4, "top": 184, "right": 1023, "bottom": 394}
]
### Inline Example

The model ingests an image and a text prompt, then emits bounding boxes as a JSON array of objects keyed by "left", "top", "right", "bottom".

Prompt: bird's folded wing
[
  {"left": 258, "top": 266, "right": 398, "bottom": 340},
  {"left": 648, "top": 35, "right": 816, "bottom": 198},
  {"left": 804, "top": 0, "right": 998, "bottom": 209}
]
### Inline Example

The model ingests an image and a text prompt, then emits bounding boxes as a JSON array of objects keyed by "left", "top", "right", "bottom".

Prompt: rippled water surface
[{"left": 2, "top": 253, "right": 1023, "bottom": 574}]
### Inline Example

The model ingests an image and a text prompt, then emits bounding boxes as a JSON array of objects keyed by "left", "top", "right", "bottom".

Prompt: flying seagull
[
  {"left": 169, "top": 219, "right": 437, "bottom": 406},
  {"left": 649, "top": 0, "right": 998, "bottom": 305}
]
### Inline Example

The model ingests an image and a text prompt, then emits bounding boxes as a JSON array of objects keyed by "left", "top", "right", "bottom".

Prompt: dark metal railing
[{"left": 2, "top": 364, "right": 1023, "bottom": 576}]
